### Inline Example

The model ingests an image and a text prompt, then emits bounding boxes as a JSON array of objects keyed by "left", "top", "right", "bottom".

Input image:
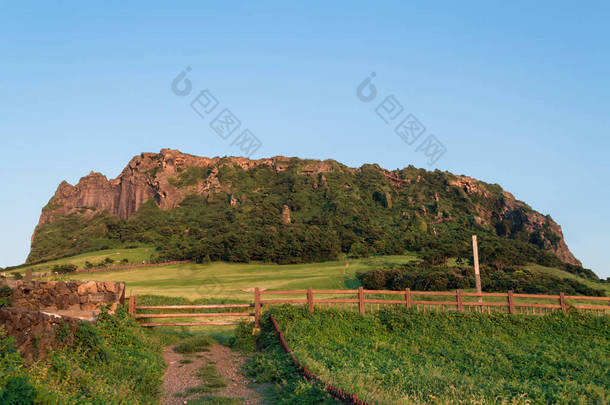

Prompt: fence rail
[
  {"left": 255, "top": 287, "right": 610, "bottom": 326},
  {"left": 128, "top": 296, "right": 254, "bottom": 327},
  {"left": 128, "top": 288, "right": 609, "bottom": 327}
]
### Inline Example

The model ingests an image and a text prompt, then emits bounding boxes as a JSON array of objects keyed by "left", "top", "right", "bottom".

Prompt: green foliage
[
  {"left": 186, "top": 396, "right": 243, "bottom": 405},
  {"left": 0, "top": 376, "right": 36, "bottom": 404},
  {"left": 0, "top": 285, "right": 12, "bottom": 307},
  {"left": 359, "top": 263, "right": 606, "bottom": 296},
  {"left": 51, "top": 263, "right": 77, "bottom": 274},
  {"left": 29, "top": 160, "right": 596, "bottom": 280},
  {"left": 0, "top": 328, "right": 35, "bottom": 404},
  {"left": 55, "top": 322, "right": 70, "bottom": 343},
  {"left": 173, "top": 336, "right": 214, "bottom": 354},
  {"left": 269, "top": 306, "right": 610, "bottom": 404},
  {"left": 243, "top": 318, "right": 337, "bottom": 404},
  {"left": 74, "top": 322, "right": 108, "bottom": 361},
  {"left": 0, "top": 305, "right": 165, "bottom": 404},
  {"left": 229, "top": 322, "right": 257, "bottom": 353},
  {"left": 168, "top": 166, "right": 212, "bottom": 188}
]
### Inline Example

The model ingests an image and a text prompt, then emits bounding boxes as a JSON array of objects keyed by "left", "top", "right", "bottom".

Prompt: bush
[
  {"left": 230, "top": 322, "right": 257, "bottom": 353},
  {"left": 0, "top": 376, "right": 36, "bottom": 404},
  {"left": 52, "top": 264, "right": 77, "bottom": 274},
  {"left": 74, "top": 322, "right": 108, "bottom": 361},
  {"left": 0, "top": 306, "right": 165, "bottom": 404},
  {"left": 0, "top": 285, "right": 12, "bottom": 307},
  {"left": 359, "top": 263, "right": 606, "bottom": 296}
]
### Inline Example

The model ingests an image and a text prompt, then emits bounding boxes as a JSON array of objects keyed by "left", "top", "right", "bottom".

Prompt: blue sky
[{"left": 0, "top": 1, "right": 608, "bottom": 277}]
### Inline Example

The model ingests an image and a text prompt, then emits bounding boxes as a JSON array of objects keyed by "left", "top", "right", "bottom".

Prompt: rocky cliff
[
  {"left": 37, "top": 149, "right": 332, "bottom": 225},
  {"left": 30, "top": 149, "right": 580, "bottom": 266}
]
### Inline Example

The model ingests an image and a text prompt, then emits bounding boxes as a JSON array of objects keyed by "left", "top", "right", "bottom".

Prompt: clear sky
[{"left": 0, "top": 1, "right": 608, "bottom": 277}]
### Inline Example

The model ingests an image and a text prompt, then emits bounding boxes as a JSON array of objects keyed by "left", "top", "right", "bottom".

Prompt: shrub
[
  {"left": 52, "top": 264, "right": 77, "bottom": 274},
  {"left": 0, "top": 285, "right": 12, "bottom": 307},
  {"left": 74, "top": 322, "right": 108, "bottom": 361},
  {"left": 0, "top": 306, "right": 165, "bottom": 404},
  {"left": 230, "top": 322, "right": 257, "bottom": 353},
  {"left": 359, "top": 263, "right": 606, "bottom": 296},
  {"left": 0, "top": 376, "right": 36, "bottom": 404}
]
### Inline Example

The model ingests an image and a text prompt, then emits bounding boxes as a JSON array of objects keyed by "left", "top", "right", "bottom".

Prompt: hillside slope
[{"left": 29, "top": 149, "right": 585, "bottom": 273}]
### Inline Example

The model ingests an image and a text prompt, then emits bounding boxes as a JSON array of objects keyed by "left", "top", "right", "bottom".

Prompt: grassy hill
[
  {"left": 7, "top": 247, "right": 154, "bottom": 275},
  {"left": 29, "top": 151, "right": 591, "bottom": 282},
  {"left": 13, "top": 248, "right": 607, "bottom": 299}
]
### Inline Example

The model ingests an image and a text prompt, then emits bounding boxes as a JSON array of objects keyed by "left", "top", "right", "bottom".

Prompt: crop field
[{"left": 268, "top": 306, "right": 610, "bottom": 404}]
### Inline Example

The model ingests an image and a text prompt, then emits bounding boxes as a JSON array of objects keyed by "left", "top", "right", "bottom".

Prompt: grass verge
[{"left": 0, "top": 305, "right": 165, "bottom": 404}]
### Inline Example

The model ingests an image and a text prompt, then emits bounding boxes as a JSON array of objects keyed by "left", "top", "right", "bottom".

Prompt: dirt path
[{"left": 162, "top": 344, "right": 264, "bottom": 405}]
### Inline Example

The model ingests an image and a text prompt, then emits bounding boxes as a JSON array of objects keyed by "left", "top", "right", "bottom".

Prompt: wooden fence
[
  {"left": 128, "top": 287, "right": 610, "bottom": 327},
  {"left": 128, "top": 296, "right": 254, "bottom": 327}
]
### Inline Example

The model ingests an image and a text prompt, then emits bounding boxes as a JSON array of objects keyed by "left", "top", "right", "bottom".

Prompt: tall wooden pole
[
  {"left": 472, "top": 235, "right": 482, "bottom": 307},
  {"left": 254, "top": 288, "right": 261, "bottom": 328}
]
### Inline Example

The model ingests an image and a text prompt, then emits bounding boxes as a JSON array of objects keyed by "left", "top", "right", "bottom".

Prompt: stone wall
[
  {"left": 0, "top": 307, "right": 80, "bottom": 362},
  {"left": 3, "top": 280, "right": 125, "bottom": 312}
]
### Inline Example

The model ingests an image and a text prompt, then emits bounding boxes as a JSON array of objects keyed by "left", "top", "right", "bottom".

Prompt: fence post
[
  {"left": 559, "top": 292, "right": 566, "bottom": 312},
  {"left": 456, "top": 289, "right": 463, "bottom": 312},
  {"left": 405, "top": 288, "right": 412, "bottom": 309},
  {"left": 307, "top": 287, "right": 314, "bottom": 312},
  {"left": 128, "top": 295, "right": 136, "bottom": 316},
  {"left": 507, "top": 290, "right": 515, "bottom": 314},
  {"left": 358, "top": 287, "right": 365, "bottom": 315},
  {"left": 254, "top": 288, "right": 261, "bottom": 327}
]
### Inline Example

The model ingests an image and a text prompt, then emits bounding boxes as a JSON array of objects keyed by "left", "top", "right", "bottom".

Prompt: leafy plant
[
  {"left": 52, "top": 264, "right": 77, "bottom": 274},
  {"left": 267, "top": 306, "right": 610, "bottom": 404},
  {"left": 0, "top": 285, "right": 12, "bottom": 307}
]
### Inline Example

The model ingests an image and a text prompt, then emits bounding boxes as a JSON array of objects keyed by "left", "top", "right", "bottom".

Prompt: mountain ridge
[{"left": 29, "top": 148, "right": 581, "bottom": 268}]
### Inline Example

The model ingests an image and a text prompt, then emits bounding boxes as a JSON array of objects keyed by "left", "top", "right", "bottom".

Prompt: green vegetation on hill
[
  {"left": 54, "top": 254, "right": 417, "bottom": 299},
  {"left": 359, "top": 262, "right": 606, "bottom": 296},
  {"left": 11, "top": 247, "right": 154, "bottom": 274},
  {"left": 29, "top": 160, "right": 597, "bottom": 282},
  {"left": 0, "top": 306, "right": 165, "bottom": 404},
  {"left": 39, "top": 248, "right": 605, "bottom": 299},
  {"left": 266, "top": 306, "right": 610, "bottom": 404}
]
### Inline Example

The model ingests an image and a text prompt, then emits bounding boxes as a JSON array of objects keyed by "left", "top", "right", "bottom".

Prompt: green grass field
[
  {"left": 15, "top": 247, "right": 155, "bottom": 274},
  {"left": 15, "top": 248, "right": 608, "bottom": 303},
  {"left": 268, "top": 307, "right": 610, "bottom": 405},
  {"left": 527, "top": 264, "right": 610, "bottom": 295},
  {"left": 46, "top": 251, "right": 417, "bottom": 300},
  {"left": 5, "top": 248, "right": 610, "bottom": 404}
]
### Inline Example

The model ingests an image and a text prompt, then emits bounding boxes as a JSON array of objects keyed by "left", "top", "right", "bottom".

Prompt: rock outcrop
[
  {"left": 449, "top": 175, "right": 580, "bottom": 265},
  {"left": 0, "top": 307, "right": 81, "bottom": 362},
  {"left": 5, "top": 280, "right": 125, "bottom": 312},
  {"left": 30, "top": 149, "right": 581, "bottom": 266}
]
